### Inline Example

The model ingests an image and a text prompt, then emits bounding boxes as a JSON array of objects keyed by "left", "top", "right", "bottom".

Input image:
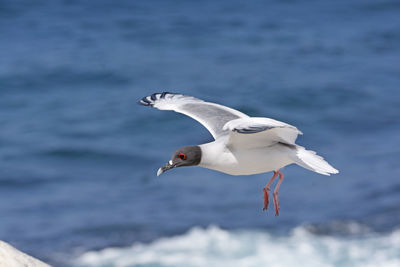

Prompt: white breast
[{"left": 199, "top": 141, "right": 294, "bottom": 176}]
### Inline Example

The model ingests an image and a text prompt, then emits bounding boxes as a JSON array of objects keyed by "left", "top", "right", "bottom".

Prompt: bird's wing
[
  {"left": 224, "top": 117, "right": 303, "bottom": 149},
  {"left": 138, "top": 92, "right": 249, "bottom": 139}
]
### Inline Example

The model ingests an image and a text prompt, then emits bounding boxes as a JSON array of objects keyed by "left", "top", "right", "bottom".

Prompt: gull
[{"left": 139, "top": 92, "right": 338, "bottom": 215}]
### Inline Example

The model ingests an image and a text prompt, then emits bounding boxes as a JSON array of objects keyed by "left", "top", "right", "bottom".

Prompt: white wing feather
[{"left": 224, "top": 117, "right": 303, "bottom": 149}]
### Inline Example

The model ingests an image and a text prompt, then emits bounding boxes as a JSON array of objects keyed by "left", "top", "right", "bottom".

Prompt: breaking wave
[{"left": 74, "top": 224, "right": 400, "bottom": 267}]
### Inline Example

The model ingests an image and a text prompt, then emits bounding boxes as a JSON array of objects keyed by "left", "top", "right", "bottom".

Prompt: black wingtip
[
  {"left": 150, "top": 93, "right": 157, "bottom": 101},
  {"left": 137, "top": 92, "right": 176, "bottom": 107},
  {"left": 160, "top": 91, "right": 171, "bottom": 98},
  {"left": 136, "top": 100, "right": 147, "bottom": 106},
  {"left": 137, "top": 96, "right": 152, "bottom": 106}
]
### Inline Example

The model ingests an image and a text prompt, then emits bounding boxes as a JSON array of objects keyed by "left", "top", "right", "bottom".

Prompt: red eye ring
[{"left": 178, "top": 153, "right": 187, "bottom": 160}]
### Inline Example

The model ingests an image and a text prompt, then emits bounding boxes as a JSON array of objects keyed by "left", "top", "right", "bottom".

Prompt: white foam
[{"left": 74, "top": 225, "right": 400, "bottom": 267}]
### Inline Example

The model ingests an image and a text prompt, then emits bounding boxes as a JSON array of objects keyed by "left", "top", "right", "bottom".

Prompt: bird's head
[{"left": 157, "top": 146, "right": 202, "bottom": 176}]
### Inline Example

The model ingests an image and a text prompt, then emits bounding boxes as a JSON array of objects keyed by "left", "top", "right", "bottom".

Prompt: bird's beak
[{"left": 157, "top": 160, "right": 175, "bottom": 176}]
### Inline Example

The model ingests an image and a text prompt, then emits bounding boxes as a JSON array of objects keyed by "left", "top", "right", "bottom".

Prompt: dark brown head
[{"left": 157, "top": 146, "right": 202, "bottom": 176}]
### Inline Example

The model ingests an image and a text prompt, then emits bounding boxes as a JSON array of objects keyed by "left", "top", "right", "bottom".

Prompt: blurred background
[{"left": 0, "top": 0, "right": 399, "bottom": 266}]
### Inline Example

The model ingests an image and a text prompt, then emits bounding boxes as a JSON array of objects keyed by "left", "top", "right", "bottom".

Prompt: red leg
[
  {"left": 263, "top": 171, "right": 278, "bottom": 211},
  {"left": 272, "top": 171, "right": 284, "bottom": 216}
]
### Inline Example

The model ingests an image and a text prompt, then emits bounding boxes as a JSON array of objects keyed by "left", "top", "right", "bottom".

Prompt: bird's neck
[{"left": 198, "top": 140, "right": 237, "bottom": 170}]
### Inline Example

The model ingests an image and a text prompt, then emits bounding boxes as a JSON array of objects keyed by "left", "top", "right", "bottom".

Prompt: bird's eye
[{"left": 178, "top": 153, "right": 187, "bottom": 160}]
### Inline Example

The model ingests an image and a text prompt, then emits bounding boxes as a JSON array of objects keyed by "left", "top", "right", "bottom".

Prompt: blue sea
[{"left": 0, "top": 0, "right": 399, "bottom": 266}]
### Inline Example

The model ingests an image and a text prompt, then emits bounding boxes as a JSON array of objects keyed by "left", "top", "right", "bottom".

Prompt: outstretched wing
[
  {"left": 138, "top": 92, "right": 249, "bottom": 139},
  {"left": 224, "top": 117, "right": 303, "bottom": 149}
]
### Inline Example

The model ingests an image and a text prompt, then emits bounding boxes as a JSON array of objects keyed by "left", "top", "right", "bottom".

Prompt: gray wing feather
[{"left": 139, "top": 93, "right": 249, "bottom": 139}]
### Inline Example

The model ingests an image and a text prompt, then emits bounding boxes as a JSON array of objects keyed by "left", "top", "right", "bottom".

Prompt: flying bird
[{"left": 139, "top": 93, "right": 338, "bottom": 216}]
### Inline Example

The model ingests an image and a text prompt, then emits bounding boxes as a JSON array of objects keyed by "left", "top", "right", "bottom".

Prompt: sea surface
[{"left": 0, "top": 0, "right": 399, "bottom": 266}]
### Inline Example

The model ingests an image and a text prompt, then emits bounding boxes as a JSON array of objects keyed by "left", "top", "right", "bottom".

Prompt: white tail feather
[{"left": 292, "top": 146, "right": 339, "bottom": 176}]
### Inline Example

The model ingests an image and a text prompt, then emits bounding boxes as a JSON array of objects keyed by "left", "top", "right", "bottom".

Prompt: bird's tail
[{"left": 291, "top": 145, "right": 339, "bottom": 176}]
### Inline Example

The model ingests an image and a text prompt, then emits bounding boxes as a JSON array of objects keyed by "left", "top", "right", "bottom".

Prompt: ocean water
[
  {"left": 75, "top": 225, "right": 400, "bottom": 267},
  {"left": 0, "top": 0, "right": 399, "bottom": 266}
]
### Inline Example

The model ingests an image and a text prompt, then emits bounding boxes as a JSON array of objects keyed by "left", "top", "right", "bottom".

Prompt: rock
[{"left": 0, "top": 241, "right": 50, "bottom": 267}]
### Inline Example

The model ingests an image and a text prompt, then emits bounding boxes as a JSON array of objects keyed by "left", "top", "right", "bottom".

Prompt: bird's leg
[
  {"left": 273, "top": 171, "right": 285, "bottom": 216},
  {"left": 263, "top": 171, "right": 278, "bottom": 211}
]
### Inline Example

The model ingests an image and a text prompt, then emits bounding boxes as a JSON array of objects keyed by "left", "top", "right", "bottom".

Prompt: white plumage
[
  {"left": 139, "top": 92, "right": 338, "bottom": 215},
  {"left": 140, "top": 92, "right": 338, "bottom": 176}
]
